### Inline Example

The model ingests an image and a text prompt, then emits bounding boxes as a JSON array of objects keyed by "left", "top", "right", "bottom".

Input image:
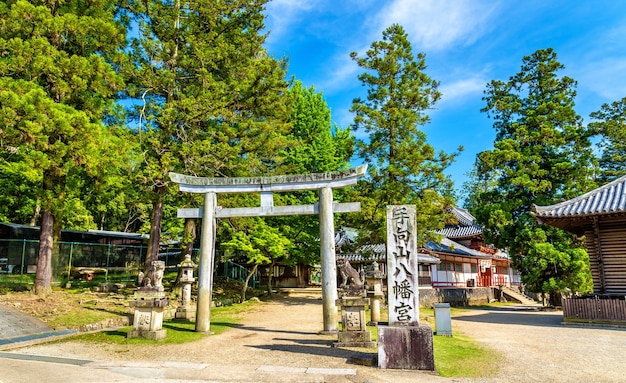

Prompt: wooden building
[
  {"left": 434, "top": 208, "right": 520, "bottom": 288},
  {"left": 533, "top": 175, "right": 626, "bottom": 324}
]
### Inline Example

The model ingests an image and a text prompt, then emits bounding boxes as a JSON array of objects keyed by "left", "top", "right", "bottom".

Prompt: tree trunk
[
  {"left": 181, "top": 218, "right": 196, "bottom": 258},
  {"left": 33, "top": 209, "right": 54, "bottom": 295},
  {"left": 144, "top": 187, "right": 165, "bottom": 283},
  {"left": 29, "top": 199, "right": 41, "bottom": 227},
  {"left": 267, "top": 260, "right": 274, "bottom": 296},
  {"left": 241, "top": 263, "right": 259, "bottom": 303}
]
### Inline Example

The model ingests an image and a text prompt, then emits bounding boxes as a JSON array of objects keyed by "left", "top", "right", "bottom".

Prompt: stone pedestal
[
  {"left": 377, "top": 323, "right": 435, "bottom": 370},
  {"left": 128, "top": 293, "right": 170, "bottom": 340},
  {"left": 129, "top": 260, "right": 170, "bottom": 339},
  {"left": 334, "top": 297, "right": 376, "bottom": 348}
]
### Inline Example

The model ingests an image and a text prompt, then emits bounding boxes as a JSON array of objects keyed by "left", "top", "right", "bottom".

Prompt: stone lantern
[
  {"left": 365, "top": 261, "right": 385, "bottom": 325},
  {"left": 175, "top": 254, "right": 197, "bottom": 321}
]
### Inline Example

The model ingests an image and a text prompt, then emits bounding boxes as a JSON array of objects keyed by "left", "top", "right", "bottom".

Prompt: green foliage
[
  {"left": 348, "top": 24, "right": 461, "bottom": 244},
  {"left": 0, "top": 0, "right": 130, "bottom": 293},
  {"left": 469, "top": 48, "right": 594, "bottom": 301},
  {"left": 282, "top": 81, "right": 353, "bottom": 174},
  {"left": 122, "top": 0, "right": 292, "bottom": 263},
  {"left": 222, "top": 218, "right": 294, "bottom": 267},
  {"left": 589, "top": 97, "right": 626, "bottom": 183},
  {"left": 263, "top": 81, "right": 355, "bottom": 268}
]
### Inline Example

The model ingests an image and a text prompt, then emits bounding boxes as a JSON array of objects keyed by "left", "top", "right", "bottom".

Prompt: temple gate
[{"left": 169, "top": 166, "right": 366, "bottom": 333}]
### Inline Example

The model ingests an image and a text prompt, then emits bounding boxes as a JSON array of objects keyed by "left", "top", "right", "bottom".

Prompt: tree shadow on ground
[
  {"left": 248, "top": 341, "right": 374, "bottom": 363},
  {"left": 272, "top": 337, "right": 333, "bottom": 346},
  {"left": 232, "top": 324, "right": 320, "bottom": 336},
  {"left": 452, "top": 307, "right": 566, "bottom": 328},
  {"left": 263, "top": 295, "right": 322, "bottom": 306}
]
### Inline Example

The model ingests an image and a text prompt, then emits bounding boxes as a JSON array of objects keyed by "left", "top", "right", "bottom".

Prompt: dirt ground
[
  {"left": 3, "top": 291, "right": 626, "bottom": 383},
  {"left": 0, "top": 290, "right": 129, "bottom": 325}
]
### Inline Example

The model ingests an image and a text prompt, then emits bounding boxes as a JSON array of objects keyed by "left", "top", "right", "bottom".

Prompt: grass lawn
[{"left": 74, "top": 300, "right": 259, "bottom": 345}]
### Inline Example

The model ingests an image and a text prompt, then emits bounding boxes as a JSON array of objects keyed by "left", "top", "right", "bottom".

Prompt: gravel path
[
  {"left": 8, "top": 294, "right": 626, "bottom": 382},
  {"left": 451, "top": 305, "right": 626, "bottom": 383}
]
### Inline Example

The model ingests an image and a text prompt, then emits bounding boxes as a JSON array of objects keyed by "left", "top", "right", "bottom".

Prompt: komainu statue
[{"left": 337, "top": 258, "right": 363, "bottom": 288}]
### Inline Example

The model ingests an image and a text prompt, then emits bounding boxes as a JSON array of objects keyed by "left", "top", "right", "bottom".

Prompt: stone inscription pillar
[
  {"left": 386, "top": 205, "right": 419, "bottom": 325},
  {"left": 319, "top": 186, "right": 338, "bottom": 334},
  {"left": 378, "top": 205, "right": 434, "bottom": 370},
  {"left": 196, "top": 192, "right": 216, "bottom": 333}
]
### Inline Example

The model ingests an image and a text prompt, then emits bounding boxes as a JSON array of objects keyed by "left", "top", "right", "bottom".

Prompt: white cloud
[
  {"left": 439, "top": 76, "right": 486, "bottom": 105},
  {"left": 373, "top": 0, "right": 500, "bottom": 51},
  {"left": 314, "top": 53, "right": 360, "bottom": 91},
  {"left": 575, "top": 57, "right": 626, "bottom": 101},
  {"left": 263, "top": 0, "right": 314, "bottom": 48}
]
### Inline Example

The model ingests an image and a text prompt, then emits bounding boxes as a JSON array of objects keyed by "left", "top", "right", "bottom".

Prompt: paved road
[{"left": 0, "top": 304, "right": 75, "bottom": 349}]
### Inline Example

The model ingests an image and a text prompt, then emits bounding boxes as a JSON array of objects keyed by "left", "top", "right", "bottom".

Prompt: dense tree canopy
[
  {"left": 121, "top": 0, "right": 292, "bottom": 274},
  {"left": 0, "top": 0, "right": 129, "bottom": 294},
  {"left": 221, "top": 81, "right": 354, "bottom": 295},
  {"left": 468, "top": 48, "right": 595, "bottom": 303},
  {"left": 348, "top": 24, "right": 460, "bottom": 244}
]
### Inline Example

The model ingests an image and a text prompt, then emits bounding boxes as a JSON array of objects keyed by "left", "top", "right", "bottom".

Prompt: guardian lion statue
[{"left": 337, "top": 258, "right": 363, "bottom": 288}]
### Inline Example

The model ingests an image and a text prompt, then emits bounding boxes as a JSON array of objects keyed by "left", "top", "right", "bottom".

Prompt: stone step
[{"left": 501, "top": 286, "right": 537, "bottom": 305}]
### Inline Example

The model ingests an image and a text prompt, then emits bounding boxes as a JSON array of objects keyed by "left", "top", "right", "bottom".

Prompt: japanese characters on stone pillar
[{"left": 386, "top": 205, "right": 419, "bottom": 326}]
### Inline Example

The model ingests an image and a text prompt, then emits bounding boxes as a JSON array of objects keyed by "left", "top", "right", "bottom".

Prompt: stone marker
[
  {"left": 378, "top": 205, "right": 435, "bottom": 370},
  {"left": 434, "top": 303, "right": 452, "bottom": 336}
]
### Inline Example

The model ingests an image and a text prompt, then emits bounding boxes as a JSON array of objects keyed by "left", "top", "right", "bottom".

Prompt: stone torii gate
[{"left": 169, "top": 165, "right": 367, "bottom": 333}]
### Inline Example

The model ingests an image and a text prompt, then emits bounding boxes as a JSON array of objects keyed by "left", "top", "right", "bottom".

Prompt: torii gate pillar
[
  {"left": 196, "top": 191, "right": 216, "bottom": 333},
  {"left": 319, "top": 187, "right": 338, "bottom": 334},
  {"left": 170, "top": 166, "right": 366, "bottom": 333}
]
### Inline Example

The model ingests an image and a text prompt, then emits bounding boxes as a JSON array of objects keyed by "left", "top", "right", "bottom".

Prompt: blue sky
[{"left": 262, "top": 0, "right": 626, "bottom": 201}]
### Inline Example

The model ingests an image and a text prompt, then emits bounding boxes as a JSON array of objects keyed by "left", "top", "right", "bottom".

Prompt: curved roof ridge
[
  {"left": 533, "top": 173, "right": 626, "bottom": 217},
  {"left": 450, "top": 207, "right": 476, "bottom": 226}
]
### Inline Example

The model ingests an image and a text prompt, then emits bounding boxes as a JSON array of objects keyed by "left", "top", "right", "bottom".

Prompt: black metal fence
[{"left": 0, "top": 239, "right": 258, "bottom": 287}]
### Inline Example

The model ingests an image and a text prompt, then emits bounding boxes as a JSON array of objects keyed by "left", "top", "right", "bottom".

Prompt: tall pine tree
[
  {"left": 589, "top": 97, "right": 626, "bottom": 183},
  {"left": 470, "top": 48, "right": 595, "bottom": 304},
  {"left": 349, "top": 24, "right": 460, "bottom": 244},
  {"left": 0, "top": 0, "right": 128, "bottom": 294},
  {"left": 122, "top": 0, "right": 291, "bottom": 277}
]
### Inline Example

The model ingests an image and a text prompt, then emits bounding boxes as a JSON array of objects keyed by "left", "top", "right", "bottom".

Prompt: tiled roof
[
  {"left": 438, "top": 225, "right": 483, "bottom": 239},
  {"left": 533, "top": 174, "right": 626, "bottom": 219},
  {"left": 427, "top": 237, "right": 493, "bottom": 258},
  {"left": 341, "top": 251, "right": 441, "bottom": 265},
  {"left": 336, "top": 229, "right": 504, "bottom": 264},
  {"left": 436, "top": 207, "right": 484, "bottom": 239},
  {"left": 451, "top": 207, "right": 476, "bottom": 226}
]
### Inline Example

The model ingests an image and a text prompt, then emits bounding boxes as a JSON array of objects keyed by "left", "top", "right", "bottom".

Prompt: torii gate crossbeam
[{"left": 169, "top": 165, "right": 366, "bottom": 333}]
